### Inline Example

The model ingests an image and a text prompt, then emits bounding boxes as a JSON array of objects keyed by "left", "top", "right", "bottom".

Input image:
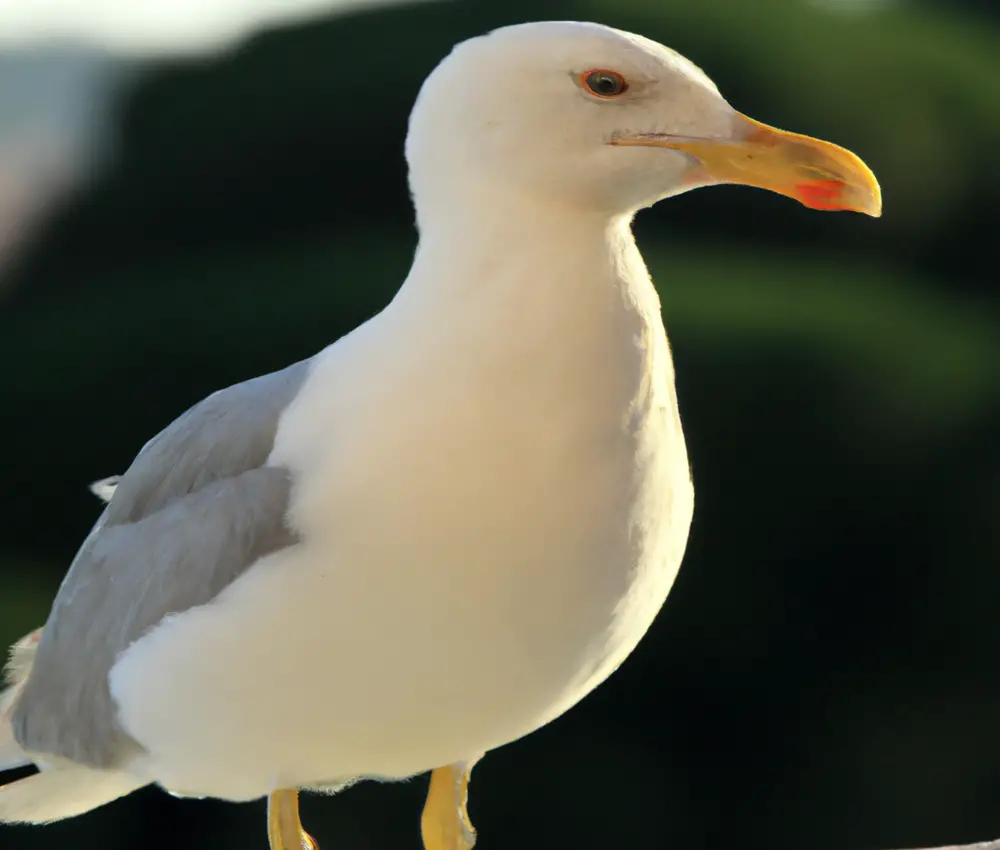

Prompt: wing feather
[{"left": 11, "top": 360, "right": 311, "bottom": 769}]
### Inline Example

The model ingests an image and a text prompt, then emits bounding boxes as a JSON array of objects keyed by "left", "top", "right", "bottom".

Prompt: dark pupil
[{"left": 590, "top": 73, "right": 619, "bottom": 95}]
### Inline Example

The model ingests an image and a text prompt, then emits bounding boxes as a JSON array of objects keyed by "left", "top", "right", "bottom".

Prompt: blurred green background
[{"left": 1, "top": 0, "right": 998, "bottom": 848}]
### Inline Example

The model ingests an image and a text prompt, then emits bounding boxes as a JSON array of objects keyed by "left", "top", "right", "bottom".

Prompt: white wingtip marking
[{"left": 89, "top": 476, "right": 121, "bottom": 503}]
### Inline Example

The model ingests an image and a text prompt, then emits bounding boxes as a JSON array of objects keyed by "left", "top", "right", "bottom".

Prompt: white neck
[
  {"left": 397, "top": 181, "right": 658, "bottom": 324},
  {"left": 388, "top": 183, "right": 675, "bottom": 420}
]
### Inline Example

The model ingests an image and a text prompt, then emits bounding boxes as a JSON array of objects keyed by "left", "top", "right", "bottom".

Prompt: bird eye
[{"left": 581, "top": 69, "right": 629, "bottom": 98}]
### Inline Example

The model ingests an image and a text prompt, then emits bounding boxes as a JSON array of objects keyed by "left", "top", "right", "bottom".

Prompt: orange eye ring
[{"left": 580, "top": 68, "right": 629, "bottom": 98}]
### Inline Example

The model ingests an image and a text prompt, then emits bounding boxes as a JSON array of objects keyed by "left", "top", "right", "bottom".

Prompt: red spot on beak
[{"left": 794, "top": 179, "right": 847, "bottom": 210}]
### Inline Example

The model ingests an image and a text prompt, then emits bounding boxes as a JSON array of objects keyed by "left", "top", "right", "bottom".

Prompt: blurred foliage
[{"left": 0, "top": 1, "right": 998, "bottom": 849}]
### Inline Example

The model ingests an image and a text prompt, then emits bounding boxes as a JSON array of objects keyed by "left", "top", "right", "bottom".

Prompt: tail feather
[
  {"left": 5, "top": 628, "right": 42, "bottom": 686},
  {"left": 0, "top": 715, "right": 29, "bottom": 773},
  {"left": 0, "top": 674, "right": 28, "bottom": 772},
  {"left": 0, "top": 628, "right": 42, "bottom": 772},
  {"left": 0, "top": 766, "right": 147, "bottom": 824}
]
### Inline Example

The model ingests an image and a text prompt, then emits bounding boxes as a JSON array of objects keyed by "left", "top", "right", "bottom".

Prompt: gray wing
[{"left": 12, "top": 359, "right": 312, "bottom": 769}]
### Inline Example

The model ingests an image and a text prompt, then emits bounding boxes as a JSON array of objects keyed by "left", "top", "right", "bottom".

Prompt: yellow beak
[{"left": 613, "top": 111, "right": 882, "bottom": 217}]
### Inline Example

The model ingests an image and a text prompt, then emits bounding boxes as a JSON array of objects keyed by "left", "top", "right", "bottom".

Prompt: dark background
[{"left": 1, "top": 0, "right": 998, "bottom": 848}]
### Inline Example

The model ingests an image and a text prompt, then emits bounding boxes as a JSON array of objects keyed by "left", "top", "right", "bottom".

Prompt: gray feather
[{"left": 13, "top": 360, "right": 311, "bottom": 769}]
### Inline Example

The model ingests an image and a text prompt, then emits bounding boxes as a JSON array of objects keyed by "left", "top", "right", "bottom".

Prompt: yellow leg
[
  {"left": 267, "top": 788, "right": 318, "bottom": 850},
  {"left": 420, "top": 762, "right": 477, "bottom": 850}
]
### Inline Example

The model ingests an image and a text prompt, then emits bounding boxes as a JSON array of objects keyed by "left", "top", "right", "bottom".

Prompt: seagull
[{"left": 0, "top": 20, "right": 880, "bottom": 850}]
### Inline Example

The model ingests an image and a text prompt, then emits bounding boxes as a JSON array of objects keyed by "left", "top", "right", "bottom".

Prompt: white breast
[{"left": 109, "top": 217, "right": 694, "bottom": 801}]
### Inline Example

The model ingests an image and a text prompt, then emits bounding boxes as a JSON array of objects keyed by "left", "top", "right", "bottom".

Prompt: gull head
[{"left": 405, "top": 21, "right": 880, "bottom": 218}]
